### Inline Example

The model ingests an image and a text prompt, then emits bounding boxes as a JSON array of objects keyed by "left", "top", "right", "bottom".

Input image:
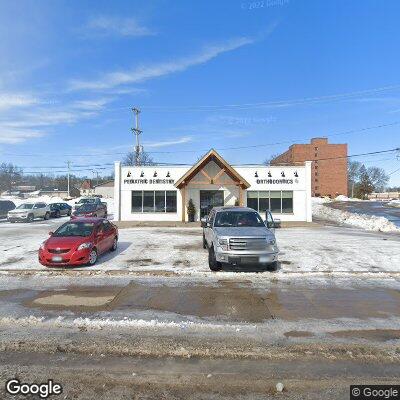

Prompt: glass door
[{"left": 200, "top": 190, "right": 224, "bottom": 218}]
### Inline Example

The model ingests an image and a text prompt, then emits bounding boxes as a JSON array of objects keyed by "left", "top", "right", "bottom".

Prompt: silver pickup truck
[{"left": 201, "top": 206, "right": 279, "bottom": 271}]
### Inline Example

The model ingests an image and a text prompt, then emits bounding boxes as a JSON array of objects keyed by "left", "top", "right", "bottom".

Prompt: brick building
[{"left": 271, "top": 138, "right": 348, "bottom": 197}]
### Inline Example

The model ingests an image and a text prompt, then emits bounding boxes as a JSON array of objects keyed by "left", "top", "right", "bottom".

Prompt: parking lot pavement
[{"left": 0, "top": 222, "right": 400, "bottom": 277}]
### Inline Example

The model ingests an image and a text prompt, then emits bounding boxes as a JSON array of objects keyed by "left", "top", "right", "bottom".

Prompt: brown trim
[
  {"left": 200, "top": 169, "right": 212, "bottom": 182},
  {"left": 175, "top": 149, "right": 250, "bottom": 189}
]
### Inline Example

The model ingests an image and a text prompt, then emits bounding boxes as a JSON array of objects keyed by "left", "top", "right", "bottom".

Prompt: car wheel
[
  {"left": 202, "top": 234, "right": 207, "bottom": 249},
  {"left": 208, "top": 246, "right": 222, "bottom": 271},
  {"left": 93, "top": 214, "right": 97, "bottom": 217},
  {"left": 44, "top": 212, "right": 50, "bottom": 220},
  {"left": 267, "top": 261, "right": 278, "bottom": 272},
  {"left": 27, "top": 214, "right": 34, "bottom": 223},
  {"left": 55, "top": 210, "right": 61, "bottom": 218},
  {"left": 88, "top": 248, "right": 98, "bottom": 265},
  {"left": 110, "top": 237, "right": 118, "bottom": 252},
  {"left": 10, "top": 220, "right": 15, "bottom": 223},
  {"left": 67, "top": 210, "right": 71, "bottom": 216}
]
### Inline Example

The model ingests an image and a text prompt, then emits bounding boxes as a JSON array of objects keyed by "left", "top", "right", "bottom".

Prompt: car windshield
[
  {"left": 50, "top": 204, "right": 58, "bottom": 209},
  {"left": 17, "top": 204, "right": 34, "bottom": 209},
  {"left": 77, "top": 204, "right": 96, "bottom": 212},
  {"left": 214, "top": 211, "right": 265, "bottom": 227},
  {"left": 78, "top": 199, "right": 95, "bottom": 204},
  {"left": 53, "top": 222, "right": 95, "bottom": 237}
]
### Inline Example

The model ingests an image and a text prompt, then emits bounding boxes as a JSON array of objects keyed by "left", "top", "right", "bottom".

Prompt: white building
[{"left": 114, "top": 149, "right": 312, "bottom": 222}]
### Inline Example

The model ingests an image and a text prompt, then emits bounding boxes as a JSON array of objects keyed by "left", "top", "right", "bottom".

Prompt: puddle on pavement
[
  {"left": 284, "top": 331, "right": 314, "bottom": 338},
  {"left": 111, "top": 282, "right": 272, "bottom": 322},
  {"left": 330, "top": 329, "right": 400, "bottom": 342},
  {"left": 25, "top": 287, "right": 122, "bottom": 311},
  {"left": 265, "top": 287, "right": 400, "bottom": 321},
  {"left": 10, "top": 283, "right": 400, "bottom": 323}
]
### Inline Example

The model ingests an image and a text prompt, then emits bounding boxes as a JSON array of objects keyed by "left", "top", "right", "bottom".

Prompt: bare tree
[
  {"left": 123, "top": 151, "right": 155, "bottom": 166},
  {"left": 264, "top": 154, "right": 280, "bottom": 166},
  {"left": 367, "top": 166, "right": 389, "bottom": 192},
  {"left": 0, "top": 163, "right": 22, "bottom": 192}
]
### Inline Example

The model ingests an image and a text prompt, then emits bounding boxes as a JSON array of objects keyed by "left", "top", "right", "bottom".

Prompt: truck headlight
[
  {"left": 266, "top": 238, "right": 276, "bottom": 245},
  {"left": 218, "top": 238, "right": 228, "bottom": 251}
]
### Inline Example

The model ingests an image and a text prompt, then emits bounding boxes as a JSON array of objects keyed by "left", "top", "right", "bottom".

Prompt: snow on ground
[
  {"left": 388, "top": 199, "right": 400, "bottom": 208},
  {"left": 312, "top": 198, "right": 400, "bottom": 233},
  {"left": 1, "top": 221, "right": 400, "bottom": 276}
]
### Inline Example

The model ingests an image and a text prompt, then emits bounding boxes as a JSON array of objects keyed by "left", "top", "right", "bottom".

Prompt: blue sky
[{"left": 1, "top": 0, "right": 400, "bottom": 185}]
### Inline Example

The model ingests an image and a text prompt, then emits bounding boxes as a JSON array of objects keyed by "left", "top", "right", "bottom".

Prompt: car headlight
[
  {"left": 77, "top": 242, "right": 93, "bottom": 251},
  {"left": 266, "top": 238, "right": 276, "bottom": 245}
]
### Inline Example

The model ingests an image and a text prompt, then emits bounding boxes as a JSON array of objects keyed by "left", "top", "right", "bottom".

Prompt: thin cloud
[
  {"left": 0, "top": 95, "right": 114, "bottom": 144},
  {"left": 144, "top": 136, "right": 193, "bottom": 148},
  {"left": 84, "top": 16, "right": 155, "bottom": 38},
  {"left": 68, "top": 36, "right": 257, "bottom": 92},
  {"left": 0, "top": 92, "right": 40, "bottom": 110}
]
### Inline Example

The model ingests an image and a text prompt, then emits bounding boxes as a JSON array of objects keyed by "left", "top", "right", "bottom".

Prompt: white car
[{"left": 8, "top": 202, "right": 50, "bottom": 223}]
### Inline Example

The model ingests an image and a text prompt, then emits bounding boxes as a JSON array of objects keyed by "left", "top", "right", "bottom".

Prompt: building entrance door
[{"left": 200, "top": 190, "right": 224, "bottom": 218}]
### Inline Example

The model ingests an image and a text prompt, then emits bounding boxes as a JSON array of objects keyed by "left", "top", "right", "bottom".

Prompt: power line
[
  {"left": 136, "top": 84, "right": 400, "bottom": 112},
  {"left": 18, "top": 147, "right": 400, "bottom": 174},
  {"left": 3, "top": 120, "right": 400, "bottom": 158}
]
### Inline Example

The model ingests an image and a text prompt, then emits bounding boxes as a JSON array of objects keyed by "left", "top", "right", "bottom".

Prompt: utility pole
[
  {"left": 92, "top": 169, "right": 100, "bottom": 187},
  {"left": 67, "top": 161, "right": 71, "bottom": 198},
  {"left": 131, "top": 107, "right": 143, "bottom": 166}
]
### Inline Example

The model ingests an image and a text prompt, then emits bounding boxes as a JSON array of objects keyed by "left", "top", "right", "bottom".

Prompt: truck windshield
[{"left": 214, "top": 211, "right": 265, "bottom": 227}]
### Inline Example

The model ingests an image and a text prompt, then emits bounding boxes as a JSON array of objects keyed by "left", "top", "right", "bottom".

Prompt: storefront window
[
  {"left": 246, "top": 191, "right": 258, "bottom": 211},
  {"left": 282, "top": 191, "right": 294, "bottom": 213},
  {"left": 131, "top": 191, "right": 177, "bottom": 213},
  {"left": 143, "top": 191, "right": 154, "bottom": 213},
  {"left": 246, "top": 191, "right": 294, "bottom": 214},
  {"left": 258, "top": 191, "right": 269, "bottom": 213},
  {"left": 131, "top": 191, "right": 142, "bottom": 212},
  {"left": 270, "top": 191, "right": 281, "bottom": 213},
  {"left": 166, "top": 191, "right": 177, "bottom": 212},
  {"left": 155, "top": 191, "right": 165, "bottom": 212}
]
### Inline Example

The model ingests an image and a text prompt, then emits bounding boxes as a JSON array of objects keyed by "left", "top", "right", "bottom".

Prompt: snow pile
[
  {"left": 388, "top": 199, "right": 400, "bottom": 208},
  {"left": 313, "top": 201, "right": 400, "bottom": 232},
  {"left": 334, "top": 195, "right": 362, "bottom": 202}
]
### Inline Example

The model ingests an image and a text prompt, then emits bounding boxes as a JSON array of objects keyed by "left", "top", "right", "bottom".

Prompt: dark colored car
[
  {"left": 49, "top": 203, "right": 72, "bottom": 218},
  {"left": 0, "top": 200, "right": 16, "bottom": 219},
  {"left": 38, "top": 218, "right": 118, "bottom": 267},
  {"left": 71, "top": 203, "right": 107, "bottom": 219}
]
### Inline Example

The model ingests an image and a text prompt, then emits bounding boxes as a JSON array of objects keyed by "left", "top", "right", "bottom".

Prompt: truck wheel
[
  {"left": 44, "top": 212, "right": 50, "bottom": 220},
  {"left": 202, "top": 234, "right": 207, "bottom": 249},
  {"left": 208, "top": 246, "right": 222, "bottom": 271},
  {"left": 268, "top": 261, "right": 278, "bottom": 271}
]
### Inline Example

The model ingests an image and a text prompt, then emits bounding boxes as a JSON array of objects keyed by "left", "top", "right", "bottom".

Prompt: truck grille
[{"left": 229, "top": 238, "right": 267, "bottom": 251}]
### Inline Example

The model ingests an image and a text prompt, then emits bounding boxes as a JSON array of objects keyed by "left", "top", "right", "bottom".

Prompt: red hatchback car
[{"left": 39, "top": 218, "right": 118, "bottom": 267}]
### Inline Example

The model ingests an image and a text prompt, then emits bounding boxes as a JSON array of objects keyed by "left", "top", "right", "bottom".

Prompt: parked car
[
  {"left": 73, "top": 197, "right": 102, "bottom": 211},
  {"left": 38, "top": 218, "right": 118, "bottom": 267},
  {"left": 8, "top": 202, "right": 50, "bottom": 223},
  {"left": 71, "top": 202, "right": 107, "bottom": 219},
  {"left": 201, "top": 206, "right": 279, "bottom": 271},
  {"left": 0, "top": 200, "right": 15, "bottom": 219},
  {"left": 49, "top": 203, "right": 72, "bottom": 218}
]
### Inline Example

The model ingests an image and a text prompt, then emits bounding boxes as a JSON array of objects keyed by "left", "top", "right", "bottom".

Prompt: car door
[
  {"left": 95, "top": 225, "right": 108, "bottom": 254},
  {"left": 102, "top": 220, "right": 114, "bottom": 249},
  {"left": 33, "top": 203, "right": 42, "bottom": 218},
  {"left": 266, "top": 210, "right": 275, "bottom": 233},
  {"left": 205, "top": 210, "right": 215, "bottom": 247}
]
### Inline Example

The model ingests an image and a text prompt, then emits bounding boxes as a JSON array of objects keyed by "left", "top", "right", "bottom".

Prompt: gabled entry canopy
[{"left": 175, "top": 149, "right": 251, "bottom": 189}]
